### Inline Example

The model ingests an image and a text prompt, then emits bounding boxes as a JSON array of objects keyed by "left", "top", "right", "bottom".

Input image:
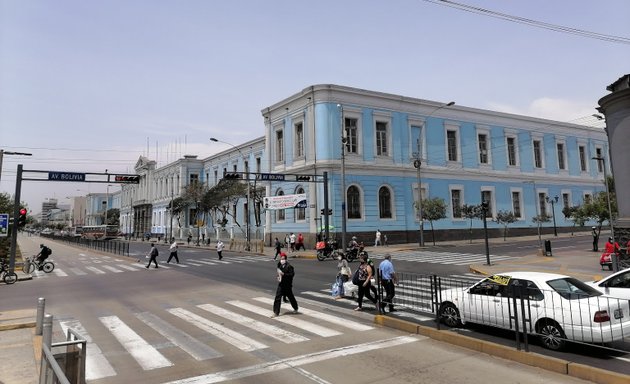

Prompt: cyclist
[{"left": 36, "top": 244, "right": 52, "bottom": 270}]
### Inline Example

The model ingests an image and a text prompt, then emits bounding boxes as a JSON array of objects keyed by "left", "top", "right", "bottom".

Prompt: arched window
[
  {"left": 295, "top": 187, "right": 306, "bottom": 221},
  {"left": 378, "top": 186, "right": 392, "bottom": 219},
  {"left": 347, "top": 185, "right": 361, "bottom": 219},
  {"left": 276, "top": 190, "right": 285, "bottom": 222}
]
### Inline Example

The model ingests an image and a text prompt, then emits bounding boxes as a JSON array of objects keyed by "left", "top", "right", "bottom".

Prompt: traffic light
[
  {"left": 18, "top": 208, "right": 27, "bottom": 227},
  {"left": 320, "top": 208, "right": 333, "bottom": 215},
  {"left": 223, "top": 173, "right": 242, "bottom": 180},
  {"left": 296, "top": 175, "right": 311, "bottom": 181}
]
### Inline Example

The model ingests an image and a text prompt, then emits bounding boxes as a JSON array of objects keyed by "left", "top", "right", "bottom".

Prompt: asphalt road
[{"left": 1, "top": 235, "right": 603, "bottom": 383}]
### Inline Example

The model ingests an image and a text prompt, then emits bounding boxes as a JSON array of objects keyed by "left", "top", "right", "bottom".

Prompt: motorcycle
[
  {"left": 316, "top": 239, "right": 340, "bottom": 261},
  {"left": 343, "top": 242, "right": 367, "bottom": 262}
]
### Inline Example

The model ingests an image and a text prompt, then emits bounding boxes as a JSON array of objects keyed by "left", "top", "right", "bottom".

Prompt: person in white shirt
[
  {"left": 167, "top": 238, "right": 179, "bottom": 264},
  {"left": 375, "top": 229, "right": 382, "bottom": 247},
  {"left": 217, "top": 240, "right": 225, "bottom": 260}
]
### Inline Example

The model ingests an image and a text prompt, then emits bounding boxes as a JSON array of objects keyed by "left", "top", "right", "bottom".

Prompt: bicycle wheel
[
  {"left": 3, "top": 272, "right": 18, "bottom": 284},
  {"left": 24, "top": 262, "right": 35, "bottom": 274},
  {"left": 42, "top": 262, "right": 55, "bottom": 273}
]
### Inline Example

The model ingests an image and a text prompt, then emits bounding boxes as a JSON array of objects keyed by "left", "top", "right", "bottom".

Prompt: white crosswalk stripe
[
  {"left": 371, "top": 250, "right": 516, "bottom": 265},
  {"left": 101, "top": 265, "right": 123, "bottom": 273},
  {"left": 59, "top": 319, "right": 117, "bottom": 381},
  {"left": 53, "top": 268, "right": 68, "bottom": 277}
]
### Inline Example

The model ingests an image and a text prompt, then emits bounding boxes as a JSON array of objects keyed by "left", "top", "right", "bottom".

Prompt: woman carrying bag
[{"left": 333, "top": 253, "right": 351, "bottom": 299}]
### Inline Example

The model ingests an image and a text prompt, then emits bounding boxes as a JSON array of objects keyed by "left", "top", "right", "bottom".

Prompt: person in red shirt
[{"left": 600, "top": 237, "right": 621, "bottom": 268}]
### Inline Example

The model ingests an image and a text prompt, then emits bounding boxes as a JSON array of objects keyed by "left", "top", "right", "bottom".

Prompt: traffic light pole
[
  {"left": 8, "top": 164, "right": 23, "bottom": 274},
  {"left": 323, "top": 171, "right": 330, "bottom": 242}
]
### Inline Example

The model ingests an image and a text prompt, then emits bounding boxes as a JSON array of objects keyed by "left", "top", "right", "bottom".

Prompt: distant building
[{"left": 40, "top": 198, "right": 58, "bottom": 226}]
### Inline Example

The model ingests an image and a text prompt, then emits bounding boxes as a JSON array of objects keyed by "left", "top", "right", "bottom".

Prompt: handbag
[
  {"left": 341, "top": 266, "right": 351, "bottom": 276},
  {"left": 331, "top": 282, "right": 340, "bottom": 297},
  {"left": 351, "top": 268, "right": 361, "bottom": 285}
]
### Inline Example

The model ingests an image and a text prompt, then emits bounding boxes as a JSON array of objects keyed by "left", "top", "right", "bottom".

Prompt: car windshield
[{"left": 546, "top": 277, "right": 602, "bottom": 300}]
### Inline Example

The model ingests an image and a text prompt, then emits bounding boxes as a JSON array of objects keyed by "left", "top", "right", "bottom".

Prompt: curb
[{"left": 373, "top": 315, "right": 630, "bottom": 384}]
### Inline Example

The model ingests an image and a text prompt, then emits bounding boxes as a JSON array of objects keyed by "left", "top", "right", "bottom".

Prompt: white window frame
[
  {"left": 595, "top": 147, "right": 604, "bottom": 172},
  {"left": 409, "top": 118, "right": 427, "bottom": 163},
  {"left": 510, "top": 187, "right": 523, "bottom": 219},
  {"left": 476, "top": 125, "right": 492, "bottom": 166},
  {"left": 344, "top": 107, "right": 362, "bottom": 156},
  {"left": 373, "top": 111, "right": 391, "bottom": 158},
  {"left": 561, "top": 190, "right": 572, "bottom": 210},
  {"left": 480, "top": 186, "right": 496, "bottom": 219},
  {"left": 538, "top": 189, "right": 549, "bottom": 217},
  {"left": 294, "top": 120, "right": 305, "bottom": 160},
  {"left": 556, "top": 139, "right": 567, "bottom": 171},
  {"left": 274, "top": 125, "right": 284, "bottom": 163},
  {"left": 532, "top": 135, "right": 545, "bottom": 170},
  {"left": 377, "top": 185, "right": 395, "bottom": 220},
  {"left": 445, "top": 123, "right": 461, "bottom": 164},
  {"left": 413, "top": 182, "right": 428, "bottom": 222},
  {"left": 449, "top": 185, "right": 464, "bottom": 220},
  {"left": 505, "top": 130, "right": 519, "bottom": 167}
]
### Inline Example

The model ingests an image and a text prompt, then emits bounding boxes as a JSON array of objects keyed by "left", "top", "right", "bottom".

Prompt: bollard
[
  {"left": 42, "top": 314, "right": 53, "bottom": 349},
  {"left": 36, "top": 297, "right": 46, "bottom": 335}
]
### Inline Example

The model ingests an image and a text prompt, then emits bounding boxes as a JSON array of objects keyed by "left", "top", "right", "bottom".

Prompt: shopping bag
[{"left": 331, "top": 282, "right": 340, "bottom": 297}]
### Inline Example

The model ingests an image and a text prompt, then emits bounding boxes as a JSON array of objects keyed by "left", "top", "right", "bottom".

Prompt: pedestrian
[
  {"left": 284, "top": 234, "right": 290, "bottom": 249},
  {"left": 217, "top": 239, "right": 224, "bottom": 260},
  {"left": 187, "top": 234, "right": 192, "bottom": 245},
  {"left": 289, "top": 232, "right": 296, "bottom": 252},
  {"left": 274, "top": 237, "right": 282, "bottom": 260},
  {"left": 383, "top": 234, "right": 388, "bottom": 247},
  {"left": 354, "top": 254, "right": 377, "bottom": 311},
  {"left": 272, "top": 254, "right": 298, "bottom": 317},
  {"left": 296, "top": 233, "right": 305, "bottom": 251},
  {"left": 592, "top": 226, "right": 599, "bottom": 252},
  {"left": 202, "top": 233, "right": 205, "bottom": 244},
  {"left": 334, "top": 253, "right": 351, "bottom": 299},
  {"left": 379, "top": 254, "right": 398, "bottom": 312},
  {"left": 375, "top": 229, "right": 382, "bottom": 247},
  {"left": 366, "top": 255, "right": 379, "bottom": 299},
  {"left": 167, "top": 238, "right": 179, "bottom": 264},
  {"left": 146, "top": 243, "right": 159, "bottom": 269}
]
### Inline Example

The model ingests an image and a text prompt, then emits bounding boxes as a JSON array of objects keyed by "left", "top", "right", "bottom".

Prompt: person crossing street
[
  {"left": 272, "top": 254, "right": 298, "bottom": 317},
  {"left": 379, "top": 254, "right": 398, "bottom": 313}
]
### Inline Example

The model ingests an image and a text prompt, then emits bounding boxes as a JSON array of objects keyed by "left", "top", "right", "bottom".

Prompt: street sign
[
  {"left": 115, "top": 175, "right": 140, "bottom": 183},
  {"left": 263, "top": 194, "right": 306, "bottom": 210},
  {"left": 48, "top": 172, "right": 86, "bottom": 182},
  {"left": 260, "top": 173, "right": 285, "bottom": 181},
  {"left": 0, "top": 213, "right": 8, "bottom": 237}
]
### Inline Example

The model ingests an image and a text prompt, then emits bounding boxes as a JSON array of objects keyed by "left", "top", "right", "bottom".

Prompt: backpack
[{"left": 43, "top": 247, "right": 52, "bottom": 256}]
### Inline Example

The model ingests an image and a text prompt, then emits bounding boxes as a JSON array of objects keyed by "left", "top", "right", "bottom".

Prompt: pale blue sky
[{"left": 1, "top": 0, "right": 628, "bottom": 212}]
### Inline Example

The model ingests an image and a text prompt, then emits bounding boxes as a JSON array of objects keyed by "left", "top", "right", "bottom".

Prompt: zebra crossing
[
  {"left": 30, "top": 255, "right": 267, "bottom": 279},
  {"left": 53, "top": 296, "right": 375, "bottom": 381},
  {"left": 371, "top": 249, "right": 517, "bottom": 265}
]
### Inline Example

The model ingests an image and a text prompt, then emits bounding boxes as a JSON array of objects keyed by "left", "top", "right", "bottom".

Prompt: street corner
[{"left": 0, "top": 308, "right": 37, "bottom": 331}]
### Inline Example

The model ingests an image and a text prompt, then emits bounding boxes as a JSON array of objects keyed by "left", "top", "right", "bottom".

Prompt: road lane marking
[
  {"left": 117, "top": 264, "right": 140, "bottom": 271},
  {"left": 99, "top": 315, "right": 173, "bottom": 370},
  {"left": 167, "top": 308, "right": 267, "bottom": 352},
  {"left": 230, "top": 299, "right": 341, "bottom": 337},
  {"left": 69, "top": 267, "right": 87, "bottom": 276},
  {"left": 135, "top": 312, "right": 222, "bottom": 361},
  {"left": 162, "top": 336, "right": 418, "bottom": 384},
  {"left": 101, "top": 265, "right": 123, "bottom": 273},
  {"left": 59, "top": 320, "right": 117, "bottom": 380},
  {"left": 85, "top": 266, "right": 105, "bottom": 274},
  {"left": 197, "top": 303, "right": 309, "bottom": 344},
  {"left": 253, "top": 297, "right": 373, "bottom": 331},
  {"left": 53, "top": 268, "right": 68, "bottom": 277}
]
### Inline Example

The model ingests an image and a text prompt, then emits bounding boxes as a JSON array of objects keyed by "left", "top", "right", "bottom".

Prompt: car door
[
  {"left": 598, "top": 270, "right": 630, "bottom": 300},
  {"left": 506, "top": 279, "right": 544, "bottom": 332},
  {"left": 466, "top": 277, "right": 507, "bottom": 326}
]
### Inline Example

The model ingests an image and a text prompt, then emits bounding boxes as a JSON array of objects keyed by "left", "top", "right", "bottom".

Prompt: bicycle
[
  {"left": 22, "top": 256, "right": 55, "bottom": 274},
  {"left": 0, "top": 258, "right": 18, "bottom": 284}
]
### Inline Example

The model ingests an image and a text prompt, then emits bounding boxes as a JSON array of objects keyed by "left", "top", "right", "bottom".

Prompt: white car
[
  {"left": 586, "top": 268, "right": 630, "bottom": 300},
  {"left": 438, "top": 271, "right": 630, "bottom": 350}
]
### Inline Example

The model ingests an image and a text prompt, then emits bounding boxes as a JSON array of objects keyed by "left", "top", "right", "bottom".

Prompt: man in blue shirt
[{"left": 378, "top": 254, "right": 398, "bottom": 312}]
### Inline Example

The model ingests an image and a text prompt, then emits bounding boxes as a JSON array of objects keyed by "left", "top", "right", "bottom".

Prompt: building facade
[{"left": 119, "top": 84, "right": 609, "bottom": 245}]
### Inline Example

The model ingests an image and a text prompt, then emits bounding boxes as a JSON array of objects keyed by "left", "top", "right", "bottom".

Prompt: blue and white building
[{"left": 120, "top": 84, "right": 608, "bottom": 245}]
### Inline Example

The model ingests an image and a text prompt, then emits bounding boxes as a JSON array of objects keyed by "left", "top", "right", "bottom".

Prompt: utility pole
[{"left": 414, "top": 138, "right": 424, "bottom": 247}]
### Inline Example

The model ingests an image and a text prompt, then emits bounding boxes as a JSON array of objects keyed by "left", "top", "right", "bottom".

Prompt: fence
[
  {"left": 376, "top": 270, "right": 630, "bottom": 353},
  {"left": 41, "top": 234, "right": 129, "bottom": 257}
]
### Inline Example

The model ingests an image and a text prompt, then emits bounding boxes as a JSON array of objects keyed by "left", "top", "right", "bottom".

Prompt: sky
[{"left": 1, "top": 0, "right": 628, "bottom": 214}]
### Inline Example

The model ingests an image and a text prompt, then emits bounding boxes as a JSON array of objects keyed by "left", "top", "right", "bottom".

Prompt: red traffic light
[{"left": 19, "top": 208, "right": 27, "bottom": 215}]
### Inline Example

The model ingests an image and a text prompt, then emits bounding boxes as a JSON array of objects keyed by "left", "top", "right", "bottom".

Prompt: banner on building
[{"left": 263, "top": 194, "right": 307, "bottom": 210}]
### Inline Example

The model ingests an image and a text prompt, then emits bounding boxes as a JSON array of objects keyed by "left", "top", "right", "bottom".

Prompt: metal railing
[{"left": 42, "top": 234, "right": 129, "bottom": 257}]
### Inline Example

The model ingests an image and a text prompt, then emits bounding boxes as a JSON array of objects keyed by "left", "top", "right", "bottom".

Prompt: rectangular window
[
  {"left": 447, "top": 130, "right": 458, "bottom": 161},
  {"left": 295, "top": 122, "right": 304, "bottom": 158},
  {"left": 451, "top": 190, "right": 462, "bottom": 218},
  {"left": 507, "top": 137, "right": 517, "bottom": 166},
  {"left": 189, "top": 208, "right": 198, "bottom": 226},
  {"left": 478, "top": 134, "right": 488, "bottom": 164},
  {"left": 557, "top": 143, "right": 565, "bottom": 170},
  {"left": 276, "top": 130, "right": 284, "bottom": 162},
  {"left": 345, "top": 118, "right": 358, "bottom": 154},
  {"left": 562, "top": 193, "right": 570, "bottom": 209},
  {"left": 579, "top": 146, "right": 587, "bottom": 171},
  {"left": 256, "top": 157, "right": 261, "bottom": 173},
  {"left": 244, "top": 160, "right": 249, "bottom": 175},
  {"left": 376, "top": 121, "right": 388, "bottom": 156},
  {"left": 538, "top": 193, "right": 547, "bottom": 217},
  {"left": 533, "top": 140, "right": 542, "bottom": 168},
  {"left": 189, "top": 174, "right": 199, "bottom": 185},
  {"left": 512, "top": 191, "right": 521, "bottom": 218},
  {"left": 596, "top": 148, "right": 603, "bottom": 172},
  {"left": 481, "top": 191, "right": 493, "bottom": 217},
  {"left": 214, "top": 170, "right": 218, "bottom": 185}
]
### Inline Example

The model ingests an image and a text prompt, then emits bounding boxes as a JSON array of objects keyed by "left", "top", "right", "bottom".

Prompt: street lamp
[
  {"left": 524, "top": 180, "right": 543, "bottom": 252},
  {"left": 593, "top": 156, "right": 616, "bottom": 270},
  {"left": 338, "top": 104, "right": 347, "bottom": 252},
  {"left": 545, "top": 195, "right": 559, "bottom": 237},
  {"left": 481, "top": 200, "right": 491, "bottom": 265},
  {"left": 415, "top": 101, "right": 455, "bottom": 246},
  {"left": 210, "top": 137, "right": 251, "bottom": 251}
]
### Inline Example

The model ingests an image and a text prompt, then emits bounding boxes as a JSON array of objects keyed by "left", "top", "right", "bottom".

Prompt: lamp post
[
  {"left": 524, "top": 180, "right": 543, "bottom": 252},
  {"left": 415, "top": 101, "right": 455, "bottom": 247},
  {"left": 481, "top": 200, "right": 491, "bottom": 265},
  {"left": 338, "top": 104, "right": 347, "bottom": 252},
  {"left": 210, "top": 138, "right": 250, "bottom": 251},
  {"left": 545, "top": 195, "right": 559, "bottom": 237},
  {"left": 593, "top": 156, "right": 616, "bottom": 270}
]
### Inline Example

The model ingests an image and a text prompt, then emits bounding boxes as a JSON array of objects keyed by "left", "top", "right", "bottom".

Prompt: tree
[
  {"left": 461, "top": 204, "right": 483, "bottom": 243},
  {"left": 182, "top": 183, "right": 209, "bottom": 244},
  {"left": 420, "top": 197, "right": 447, "bottom": 245},
  {"left": 203, "top": 179, "right": 248, "bottom": 232},
  {"left": 561, "top": 205, "right": 580, "bottom": 235},
  {"left": 105, "top": 208, "right": 119, "bottom": 226},
  {"left": 495, "top": 210, "right": 516, "bottom": 241}
]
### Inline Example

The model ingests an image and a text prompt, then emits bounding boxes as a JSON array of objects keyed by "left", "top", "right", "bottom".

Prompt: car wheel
[
  {"left": 439, "top": 302, "right": 462, "bottom": 327},
  {"left": 537, "top": 320, "right": 566, "bottom": 351}
]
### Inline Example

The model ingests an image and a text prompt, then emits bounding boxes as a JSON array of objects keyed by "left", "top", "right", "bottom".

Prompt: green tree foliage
[
  {"left": 495, "top": 210, "right": 516, "bottom": 241},
  {"left": 421, "top": 197, "right": 447, "bottom": 246},
  {"left": 461, "top": 203, "right": 483, "bottom": 243},
  {"left": 105, "top": 208, "right": 120, "bottom": 226},
  {"left": 202, "top": 179, "right": 247, "bottom": 230}
]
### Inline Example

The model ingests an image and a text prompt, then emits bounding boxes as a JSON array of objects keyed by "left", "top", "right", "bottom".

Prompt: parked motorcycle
[{"left": 316, "top": 239, "right": 340, "bottom": 261}]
